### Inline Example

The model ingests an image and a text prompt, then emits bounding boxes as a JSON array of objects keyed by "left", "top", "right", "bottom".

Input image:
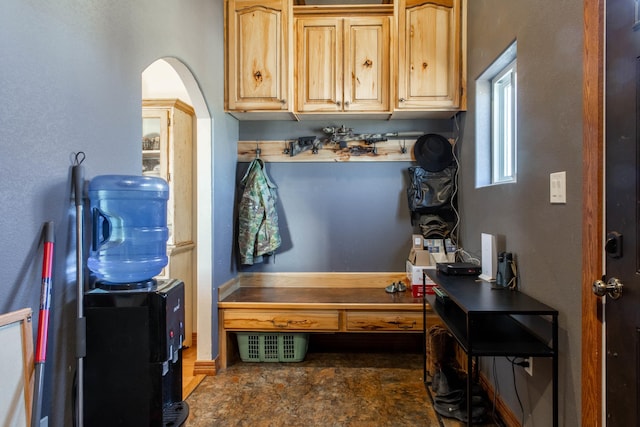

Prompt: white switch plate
[{"left": 550, "top": 171, "right": 566, "bottom": 204}]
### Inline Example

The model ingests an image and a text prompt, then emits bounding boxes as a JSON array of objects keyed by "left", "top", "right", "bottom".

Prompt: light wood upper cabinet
[
  {"left": 395, "top": 0, "right": 465, "bottom": 113},
  {"left": 225, "top": 0, "right": 293, "bottom": 115},
  {"left": 224, "top": 1, "right": 466, "bottom": 119},
  {"left": 295, "top": 15, "right": 391, "bottom": 113}
]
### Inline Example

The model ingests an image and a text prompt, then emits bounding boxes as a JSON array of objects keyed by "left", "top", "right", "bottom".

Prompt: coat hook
[{"left": 256, "top": 144, "right": 261, "bottom": 158}]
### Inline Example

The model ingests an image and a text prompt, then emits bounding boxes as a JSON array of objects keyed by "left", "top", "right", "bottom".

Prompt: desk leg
[
  {"left": 467, "top": 313, "right": 473, "bottom": 427},
  {"left": 466, "top": 351, "right": 473, "bottom": 426},
  {"left": 423, "top": 290, "right": 427, "bottom": 383},
  {"left": 553, "top": 314, "right": 558, "bottom": 427}
]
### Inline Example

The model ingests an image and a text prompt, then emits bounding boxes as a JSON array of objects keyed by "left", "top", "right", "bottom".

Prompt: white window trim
[
  {"left": 491, "top": 60, "right": 517, "bottom": 184},
  {"left": 475, "top": 41, "right": 518, "bottom": 188}
]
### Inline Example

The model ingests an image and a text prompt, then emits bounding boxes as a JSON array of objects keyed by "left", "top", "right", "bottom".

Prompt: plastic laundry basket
[{"left": 236, "top": 332, "right": 309, "bottom": 362}]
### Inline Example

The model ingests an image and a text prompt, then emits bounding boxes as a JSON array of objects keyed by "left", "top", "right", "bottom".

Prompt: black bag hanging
[{"left": 407, "top": 165, "right": 456, "bottom": 213}]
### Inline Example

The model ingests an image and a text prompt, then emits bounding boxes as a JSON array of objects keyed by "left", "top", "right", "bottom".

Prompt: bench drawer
[
  {"left": 223, "top": 310, "right": 340, "bottom": 331},
  {"left": 346, "top": 311, "right": 423, "bottom": 332}
]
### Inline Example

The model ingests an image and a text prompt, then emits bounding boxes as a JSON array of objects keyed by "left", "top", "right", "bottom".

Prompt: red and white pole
[{"left": 32, "top": 221, "right": 54, "bottom": 427}]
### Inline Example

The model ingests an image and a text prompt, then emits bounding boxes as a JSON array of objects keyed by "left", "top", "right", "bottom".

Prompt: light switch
[{"left": 550, "top": 171, "right": 566, "bottom": 204}]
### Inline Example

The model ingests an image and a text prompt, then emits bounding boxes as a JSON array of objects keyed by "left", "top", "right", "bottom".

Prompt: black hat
[{"left": 414, "top": 134, "right": 453, "bottom": 172}]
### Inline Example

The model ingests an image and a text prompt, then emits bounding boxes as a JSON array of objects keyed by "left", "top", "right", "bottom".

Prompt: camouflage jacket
[{"left": 238, "top": 159, "right": 281, "bottom": 265}]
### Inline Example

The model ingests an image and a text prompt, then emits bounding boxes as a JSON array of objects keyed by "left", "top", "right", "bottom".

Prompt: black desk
[{"left": 424, "top": 270, "right": 558, "bottom": 426}]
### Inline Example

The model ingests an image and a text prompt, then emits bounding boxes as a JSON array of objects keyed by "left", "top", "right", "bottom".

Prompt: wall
[
  {"left": 0, "top": 1, "right": 236, "bottom": 426},
  {"left": 461, "top": 1, "right": 583, "bottom": 426},
  {"left": 238, "top": 119, "right": 456, "bottom": 272}
]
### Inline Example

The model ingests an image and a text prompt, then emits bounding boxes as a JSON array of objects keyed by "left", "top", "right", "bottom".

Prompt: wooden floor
[{"left": 182, "top": 344, "right": 206, "bottom": 399}]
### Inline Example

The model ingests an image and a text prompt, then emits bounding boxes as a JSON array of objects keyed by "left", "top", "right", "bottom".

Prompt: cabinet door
[
  {"left": 295, "top": 17, "right": 343, "bottom": 112},
  {"left": 226, "top": 0, "right": 291, "bottom": 111},
  {"left": 142, "top": 109, "right": 169, "bottom": 179},
  {"left": 167, "top": 105, "right": 194, "bottom": 245},
  {"left": 344, "top": 17, "right": 391, "bottom": 112},
  {"left": 397, "top": 0, "right": 461, "bottom": 109}
]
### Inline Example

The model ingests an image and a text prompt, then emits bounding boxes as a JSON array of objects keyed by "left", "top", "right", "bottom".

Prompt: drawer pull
[
  {"left": 398, "top": 321, "right": 417, "bottom": 330},
  {"left": 271, "top": 319, "right": 291, "bottom": 328}
]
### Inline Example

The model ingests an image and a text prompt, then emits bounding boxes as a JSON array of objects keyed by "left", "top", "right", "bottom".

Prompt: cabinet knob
[
  {"left": 280, "top": 99, "right": 286, "bottom": 105},
  {"left": 336, "top": 101, "right": 341, "bottom": 107},
  {"left": 344, "top": 101, "right": 350, "bottom": 107},
  {"left": 399, "top": 98, "right": 406, "bottom": 102}
]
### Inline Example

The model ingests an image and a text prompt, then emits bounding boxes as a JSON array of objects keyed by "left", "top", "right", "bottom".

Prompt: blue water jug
[{"left": 87, "top": 175, "right": 169, "bottom": 284}]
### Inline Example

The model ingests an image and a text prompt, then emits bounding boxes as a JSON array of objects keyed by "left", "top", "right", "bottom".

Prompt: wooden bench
[{"left": 218, "top": 272, "right": 437, "bottom": 369}]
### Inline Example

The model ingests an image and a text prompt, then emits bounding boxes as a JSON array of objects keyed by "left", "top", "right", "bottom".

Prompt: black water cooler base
[
  {"left": 164, "top": 402, "right": 189, "bottom": 426},
  {"left": 84, "top": 279, "right": 189, "bottom": 427}
]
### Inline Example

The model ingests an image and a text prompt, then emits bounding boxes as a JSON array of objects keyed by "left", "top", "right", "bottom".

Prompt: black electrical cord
[
  {"left": 449, "top": 114, "right": 461, "bottom": 249},
  {"left": 507, "top": 356, "right": 526, "bottom": 426},
  {"left": 72, "top": 369, "right": 78, "bottom": 427}
]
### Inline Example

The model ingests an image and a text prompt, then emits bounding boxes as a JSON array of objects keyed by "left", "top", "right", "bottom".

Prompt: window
[
  {"left": 491, "top": 60, "right": 517, "bottom": 183},
  {"left": 475, "top": 41, "right": 517, "bottom": 187}
]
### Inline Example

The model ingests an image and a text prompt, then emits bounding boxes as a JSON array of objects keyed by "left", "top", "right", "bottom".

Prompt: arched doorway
[{"left": 142, "top": 58, "right": 213, "bottom": 368}]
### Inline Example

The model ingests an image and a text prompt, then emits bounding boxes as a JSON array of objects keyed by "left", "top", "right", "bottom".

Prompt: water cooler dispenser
[
  {"left": 83, "top": 175, "right": 189, "bottom": 427},
  {"left": 84, "top": 280, "right": 188, "bottom": 426}
]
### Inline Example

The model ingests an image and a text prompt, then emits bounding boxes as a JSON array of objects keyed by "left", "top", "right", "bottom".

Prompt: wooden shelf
[
  {"left": 238, "top": 139, "right": 420, "bottom": 162},
  {"left": 429, "top": 298, "right": 555, "bottom": 357}
]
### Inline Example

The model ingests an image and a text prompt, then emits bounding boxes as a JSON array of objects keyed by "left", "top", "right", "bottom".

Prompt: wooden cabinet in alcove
[{"left": 142, "top": 98, "right": 195, "bottom": 346}]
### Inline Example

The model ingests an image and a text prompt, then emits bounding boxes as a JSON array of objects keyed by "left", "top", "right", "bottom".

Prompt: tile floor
[{"left": 183, "top": 351, "right": 503, "bottom": 427}]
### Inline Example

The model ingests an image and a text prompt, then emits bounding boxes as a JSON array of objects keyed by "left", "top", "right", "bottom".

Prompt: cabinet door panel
[
  {"left": 227, "top": 0, "right": 290, "bottom": 110},
  {"left": 142, "top": 109, "right": 169, "bottom": 180},
  {"left": 296, "top": 17, "right": 343, "bottom": 112},
  {"left": 168, "top": 106, "right": 193, "bottom": 244},
  {"left": 344, "top": 17, "right": 390, "bottom": 112},
  {"left": 239, "top": 7, "right": 279, "bottom": 98},
  {"left": 398, "top": 0, "right": 461, "bottom": 109}
]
